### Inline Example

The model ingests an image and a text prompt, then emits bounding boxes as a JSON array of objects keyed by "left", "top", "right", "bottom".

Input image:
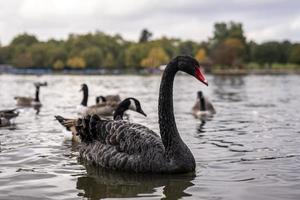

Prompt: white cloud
[{"left": 0, "top": 0, "right": 299, "bottom": 45}]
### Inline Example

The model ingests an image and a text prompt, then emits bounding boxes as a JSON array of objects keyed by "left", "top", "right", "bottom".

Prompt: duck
[
  {"left": 0, "top": 108, "right": 19, "bottom": 127},
  {"left": 56, "top": 55, "right": 208, "bottom": 173},
  {"left": 77, "top": 84, "right": 121, "bottom": 117},
  {"left": 56, "top": 97, "right": 146, "bottom": 142},
  {"left": 14, "top": 82, "right": 47, "bottom": 107},
  {"left": 192, "top": 91, "right": 216, "bottom": 118}
]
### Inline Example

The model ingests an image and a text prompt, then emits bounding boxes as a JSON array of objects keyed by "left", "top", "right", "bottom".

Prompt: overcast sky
[{"left": 0, "top": 0, "right": 299, "bottom": 45}]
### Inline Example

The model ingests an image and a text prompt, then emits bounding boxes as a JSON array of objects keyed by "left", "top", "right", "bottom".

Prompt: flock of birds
[{"left": 0, "top": 55, "right": 216, "bottom": 174}]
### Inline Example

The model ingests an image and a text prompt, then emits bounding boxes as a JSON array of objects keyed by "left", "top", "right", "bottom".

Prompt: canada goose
[
  {"left": 56, "top": 55, "right": 208, "bottom": 173},
  {"left": 192, "top": 91, "right": 216, "bottom": 118},
  {"left": 14, "top": 82, "right": 47, "bottom": 107},
  {"left": 78, "top": 84, "right": 121, "bottom": 117},
  {"left": 0, "top": 108, "right": 19, "bottom": 127},
  {"left": 56, "top": 97, "right": 146, "bottom": 142}
]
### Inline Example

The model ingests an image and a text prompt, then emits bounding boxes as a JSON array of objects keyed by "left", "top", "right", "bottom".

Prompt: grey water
[{"left": 0, "top": 74, "right": 300, "bottom": 200}]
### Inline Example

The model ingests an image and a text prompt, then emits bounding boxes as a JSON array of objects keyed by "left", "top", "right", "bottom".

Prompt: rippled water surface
[{"left": 1, "top": 74, "right": 300, "bottom": 200}]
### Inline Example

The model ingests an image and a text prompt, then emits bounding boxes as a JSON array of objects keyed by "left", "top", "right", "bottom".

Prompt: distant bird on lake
[
  {"left": 192, "top": 91, "right": 216, "bottom": 118},
  {"left": 56, "top": 97, "right": 146, "bottom": 142},
  {"left": 14, "top": 82, "right": 47, "bottom": 107},
  {"left": 56, "top": 55, "right": 208, "bottom": 174},
  {"left": 0, "top": 108, "right": 19, "bottom": 127},
  {"left": 77, "top": 83, "right": 121, "bottom": 117}
]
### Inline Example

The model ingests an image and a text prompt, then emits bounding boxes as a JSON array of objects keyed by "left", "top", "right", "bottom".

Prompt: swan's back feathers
[{"left": 76, "top": 115, "right": 167, "bottom": 172}]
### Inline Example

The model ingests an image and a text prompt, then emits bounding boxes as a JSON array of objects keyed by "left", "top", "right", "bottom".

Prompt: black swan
[
  {"left": 192, "top": 91, "right": 216, "bottom": 118},
  {"left": 58, "top": 55, "right": 208, "bottom": 173},
  {"left": 56, "top": 97, "right": 146, "bottom": 142},
  {"left": 78, "top": 84, "right": 121, "bottom": 116},
  {"left": 14, "top": 82, "right": 46, "bottom": 107},
  {"left": 0, "top": 108, "right": 19, "bottom": 127}
]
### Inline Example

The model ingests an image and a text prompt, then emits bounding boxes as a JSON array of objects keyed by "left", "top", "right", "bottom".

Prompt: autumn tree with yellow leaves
[{"left": 141, "top": 47, "right": 169, "bottom": 68}]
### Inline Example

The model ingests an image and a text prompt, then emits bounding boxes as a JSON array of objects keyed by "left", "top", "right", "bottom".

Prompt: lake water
[{"left": 0, "top": 74, "right": 300, "bottom": 200}]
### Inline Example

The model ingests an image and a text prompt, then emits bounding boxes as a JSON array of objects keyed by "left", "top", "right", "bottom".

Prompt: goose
[
  {"left": 77, "top": 84, "right": 121, "bottom": 116},
  {"left": 57, "top": 55, "right": 208, "bottom": 173},
  {"left": 95, "top": 95, "right": 121, "bottom": 104},
  {"left": 100, "top": 94, "right": 121, "bottom": 103},
  {"left": 0, "top": 108, "right": 19, "bottom": 127},
  {"left": 14, "top": 82, "right": 46, "bottom": 107},
  {"left": 192, "top": 91, "right": 216, "bottom": 118},
  {"left": 56, "top": 97, "right": 146, "bottom": 142},
  {"left": 95, "top": 96, "right": 107, "bottom": 104}
]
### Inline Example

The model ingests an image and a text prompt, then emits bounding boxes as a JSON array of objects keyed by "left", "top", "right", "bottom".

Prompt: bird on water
[{"left": 56, "top": 55, "right": 208, "bottom": 173}]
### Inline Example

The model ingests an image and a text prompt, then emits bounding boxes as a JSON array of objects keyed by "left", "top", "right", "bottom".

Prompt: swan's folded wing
[{"left": 79, "top": 119, "right": 165, "bottom": 172}]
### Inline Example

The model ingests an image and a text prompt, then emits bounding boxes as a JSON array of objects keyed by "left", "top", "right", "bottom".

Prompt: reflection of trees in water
[
  {"left": 76, "top": 160, "right": 195, "bottom": 200},
  {"left": 212, "top": 75, "right": 246, "bottom": 102}
]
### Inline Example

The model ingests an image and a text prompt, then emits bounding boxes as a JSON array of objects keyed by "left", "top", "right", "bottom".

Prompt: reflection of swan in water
[{"left": 76, "top": 160, "right": 195, "bottom": 199}]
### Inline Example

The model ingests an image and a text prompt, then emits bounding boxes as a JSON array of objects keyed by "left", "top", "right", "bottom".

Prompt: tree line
[{"left": 0, "top": 21, "right": 300, "bottom": 70}]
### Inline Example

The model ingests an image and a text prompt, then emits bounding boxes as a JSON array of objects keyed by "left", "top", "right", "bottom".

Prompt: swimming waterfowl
[
  {"left": 0, "top": 108, "right": 19, "bottom": 127},
  {"left": 192, "top": 91, "right": 216, "bottom": 118},
  {"left": 78, "top": 84, "right": 121, "bottom": 117},
  {"left": 56, "top": 97, "right": 146, "bottom": 142},
  {"left": 57, "top": 55, "right": 208, "bottom": 174},
  {"left": 14, "top": 82, "right": 47, "bottom": 107},
  {"left": 95, "top": 96, "right": 106, "bottom": 104},
  {"left": 95, "top": 95, "right": 121, "bottom": 104}
]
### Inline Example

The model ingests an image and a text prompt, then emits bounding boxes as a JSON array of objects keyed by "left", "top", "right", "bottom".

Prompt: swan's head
[
  {"left": 96, "top": 96, "right": 107, "bottom": 104},
  {"left": 176, "top": 55, "right": 208, "bottom": 86},
  {"left": 80, "top": 83, "right": 88, "bottom": 92},
  {"left": 119, "top": 98, "right": 147, "bottom": 117}
]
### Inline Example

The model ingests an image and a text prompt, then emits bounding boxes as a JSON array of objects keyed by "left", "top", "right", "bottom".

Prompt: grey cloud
[{"left": 0, "top": 0, "right": 299, "bottom": 45}]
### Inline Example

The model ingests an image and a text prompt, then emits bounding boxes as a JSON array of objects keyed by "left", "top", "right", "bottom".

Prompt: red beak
[{"left": 195, "top": 67, "right": 208, "bottom": 86}]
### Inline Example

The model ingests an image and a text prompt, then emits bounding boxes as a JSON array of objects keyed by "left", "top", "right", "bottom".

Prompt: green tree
[
  {"left": 29, "top": 43, "right": 49, "bottom": 67},
  {"left": 124, "top": 43, "right": 149, "bottom": 68},
  {"left": 81, "top": 47, "right": 104, "bottom": 67},
  {"left": 252, "top": 42, "right": 281, "bottom": 66},
  {"left": 11, "top": 33, "right": 38, "bottom": 46},
  {"left": 67, "top": 56, "right": 86, "bottom": 68},
  {"left": 103, "top": 53, "right": 115, "bottom": 68},
  {"left": 210, "top": 21, "right": 247, "bottom": 66},
  {"left": 13, "top": 52, "right": 33, "bottom": 67},
  {"left": 139, "top": 29, "right": 153, "bottom": 43},
  {"left": 289, "top": 44, "right": 300, "bottom": 64},
  {"left": 53, "top": 60, "right": 64, "bottom": 70},
  {"left": 178, "top": 40, "right": 199, "bottom": 56},
  {"left": 141, "top": 47, "right": 169, "bottom": 68}
]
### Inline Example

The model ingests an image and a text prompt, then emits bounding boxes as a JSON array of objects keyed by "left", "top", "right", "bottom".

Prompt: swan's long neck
[
  {"left": 35, "top": 87, "right": 40, "bottom": 102},
  {"left": 158, "top": 60, "right": 196, "bottom": 171},
  {"left": 81, "top": 89, "right": 88, "bottom": 106},
  {"left": 158, "top": 61, "right": 183, "bottom": 154}
]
